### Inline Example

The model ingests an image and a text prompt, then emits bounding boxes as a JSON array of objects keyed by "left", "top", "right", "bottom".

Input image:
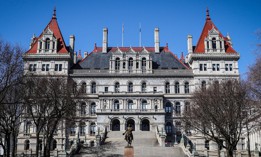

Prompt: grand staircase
[{"left": 77, "top": 131, "right": 187, "bottom": 157}]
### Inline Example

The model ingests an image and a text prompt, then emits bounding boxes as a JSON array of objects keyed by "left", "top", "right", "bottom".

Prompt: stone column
[{"left": 75, "top": 122, "right": 80, "bottom": 138}]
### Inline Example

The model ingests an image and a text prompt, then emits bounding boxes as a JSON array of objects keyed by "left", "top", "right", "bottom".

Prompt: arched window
[
  {"left": 141, "top": 82, "right": 146, "bottom": 93},
  {"left": 24, "top": 140, "right": 30, "bottom": 150},
  {"left": 165, "top": 102, "right": 172, "bottom": 113},
  {"left": 90, "top": 103, "right": 96, "bottom": 115},
  {"left": 184, "top": 82, "right": 189, "bottom": 93},
  {"left": 175, "top": 82, "right": 180, "bottom": 94},
  {"left": 201, "top": 81, "right": 206, "bottom": 90},
  {"left": 91, "top": 82, "right": 96, "bottom": 94},
  {"left": 80, "top": 102, "right": 86, "bottom": 116},
  {"left": 128, "top": 58, "right": 133, "bottom": 70},
  {"left": 128, "top": 100, "right": 133, "bottom": 110},
  {"left": 205, "top": 140, "right": 210, "bottom": 150},
  {"left": 165, "top": 82, "right": 170, "bottom": 93},
  {"left": 79, "top": 122, "right": 86, "bottom": 136},
  {"left": 81, "top": 82, "right": 86, "bottom": 93},
  {"left": 25, "top": 121, "right": 32, "bottom": 134},
  {"left": 128, "top": 82, "right": 133, "bottom": 93},
  {"left": 212, "top": 37, "right": 216, "bottom": 50},
  {"left": 114, "top": 100, "right": 120, "bottom": 111},
  {"left": 141, "top": 100, "right": 147, "bottom": 111},
  {"left": 45, "top": 38, "right": 51, "bottom": 51},
  {"left": 185, "top": 102, "right": 190, "bottom": 112},
  {"left": 175, "top": 102, "right": 181, "bottom": 115},
  {"left": 39, "top": 139, "right": 43, "bottom": 151},
  {"left": 115, "top": 58, "right": 120, "bottom": 71},
  {"left": 142, "top": 57, "right": 146, "bottom": 71},
  {"left": 165, "top": 122, "right": 172, "bottom": 134},
  {"left": 90, "top": 122, "right": 96, "bottom": 136},
  {"left": 115, "top": 82, "right": 120, "bottom": 93},
  {"left": 69, "top": 123, "right": 76, "bottom": 136},
  {"left": 51, "top": 139, "right": 57, "bottom": 151}
]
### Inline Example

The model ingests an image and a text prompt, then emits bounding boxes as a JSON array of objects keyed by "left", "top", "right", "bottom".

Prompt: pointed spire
[
  {"left": 94, "top": 43, "right": 97, "bottom": 52},
  {"left": 52, "top": 7, "right": 56, "bottom": 19},
  {"left": 180, "top": 52, "right": 185, "bottom": 61},
  {"left": 206, "top": 8, "right": 211, "bottom": 20}
]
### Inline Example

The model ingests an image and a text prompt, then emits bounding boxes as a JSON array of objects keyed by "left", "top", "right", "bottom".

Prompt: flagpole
[
  {"left": 122, "top": 23, "right": 124, "bottom": 47},
  {"left": 139, "top": 23, "right": 142, "bottom": 47}
]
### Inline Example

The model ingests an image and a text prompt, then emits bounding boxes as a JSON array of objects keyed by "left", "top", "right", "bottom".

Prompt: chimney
[
  {"left": 73, "top": 52, "right": 77, "bottom": 64},
  {"left": 84, "top": 51, "right": 88, "bottom": 58},
  {"left": 187, "top": 35, "right": 193, "bottom": 53},
  {"left": 102, "top": 28, "right": 108, "bottom": 53},
  {"left": 30, "top": 34, "right": 36, "bottom": 49},
  {"left": 154, "top": 27, "right": 160, "bottom": 53},
  {"left": 69, "top": 35, "right": 75, "bottom": 52}
]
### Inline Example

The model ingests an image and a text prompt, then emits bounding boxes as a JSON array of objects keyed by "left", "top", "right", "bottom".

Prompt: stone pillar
[
  {"left": 102, "top": 28, "right": 108, "bottom": 53},
  {"left": 75, "top": 122, "right": 79, "bottom": 138}
]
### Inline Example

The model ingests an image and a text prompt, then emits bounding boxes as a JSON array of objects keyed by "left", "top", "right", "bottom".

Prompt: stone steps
[{"left": 77, "top": 131, "right": 187, "bottom": 157}]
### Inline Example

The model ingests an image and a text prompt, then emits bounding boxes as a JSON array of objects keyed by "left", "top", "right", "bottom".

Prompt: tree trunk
[
  {"left": 44, "top": 135, "right": 53, "bottom": 157},
  {"left": 35, "top": 131, "right": 40, "bottom": 157},
  {"left": 227, "top": 146, "right": 234, "bottom": 157},
  {"left": 11, "top": 132, "right": 17, "bottom": 157},
  {"left": 246, "top": 122, "right": 251, "bottom": 157},
  {"left": 5, "top": 133, "right": 11, "bottom": 157}
]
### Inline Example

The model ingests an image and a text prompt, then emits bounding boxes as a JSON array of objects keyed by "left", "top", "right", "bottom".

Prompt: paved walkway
[{"left": 77, "top": 131, "right": 186, "bottom": 157}]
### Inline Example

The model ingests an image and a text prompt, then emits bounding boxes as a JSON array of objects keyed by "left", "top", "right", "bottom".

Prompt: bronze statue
[{"left": 123, "top": 124, "right": 133, "bottom": 146}]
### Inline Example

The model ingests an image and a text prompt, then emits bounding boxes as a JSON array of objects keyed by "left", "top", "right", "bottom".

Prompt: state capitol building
[{"left": 18, "top": 9, "right": 240, "bottom": 155}]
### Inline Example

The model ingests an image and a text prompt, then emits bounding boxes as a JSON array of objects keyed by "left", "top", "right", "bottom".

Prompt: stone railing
[
  {"left": 155, "top": 126, "right": 166, "bottom": 147},
  {"left": 97, "top": 109, "right": 165, "bottom": 113},
  {"left": 178, "top": 134, "right": 193, "bottom": 157}
]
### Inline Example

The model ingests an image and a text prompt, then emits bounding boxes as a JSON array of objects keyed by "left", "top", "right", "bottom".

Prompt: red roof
[
  {"left": 26, "top": 11, "right": 68, "bottom": 54},
  {"left": 194, "top": 10, "right": 237, "bottom": 54}
]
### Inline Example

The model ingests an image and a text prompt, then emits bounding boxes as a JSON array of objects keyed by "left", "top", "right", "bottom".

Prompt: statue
[{"left": 123, "top": 124, "right": 133, "bottom": 146}]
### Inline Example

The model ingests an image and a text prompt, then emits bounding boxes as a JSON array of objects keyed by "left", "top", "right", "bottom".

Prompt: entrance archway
[
  {"left": 126, "top": 119, "right": 135, "bottom": 131},
  {"left": 141, "top": 119, "right": 150, "bottom": 131},
  {"left": 111, "top": 119, "right": 120, "bottom": 131}
]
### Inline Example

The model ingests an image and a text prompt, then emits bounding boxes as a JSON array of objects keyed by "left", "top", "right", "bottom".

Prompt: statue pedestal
[{"left": 124, "top": 146, "right": 134, "bottom": 157}]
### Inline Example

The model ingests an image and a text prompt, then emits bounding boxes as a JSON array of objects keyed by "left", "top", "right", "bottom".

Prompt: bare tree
[
  {"left": 23, "top": 77, "right": 78, "bottom": 157},
  {"left": 183, "top": 80, "right": 248, "bottom": 157},
  {"left": 0, "top": 40, "right": 24, "bottom": 157},
  {"left": 244, "top": 31, "right": 261, "bottom": 156}
]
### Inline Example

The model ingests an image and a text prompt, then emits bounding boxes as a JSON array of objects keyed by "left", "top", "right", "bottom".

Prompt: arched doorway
[
  {"left": 141, "top": 119, "right": 150, "bottom": 131},
  {"left": 126, "top": 119, "right": 135, "bottom": 131},
  {"left": 111, "top": 119, "right": 120, "bottom": 131}
]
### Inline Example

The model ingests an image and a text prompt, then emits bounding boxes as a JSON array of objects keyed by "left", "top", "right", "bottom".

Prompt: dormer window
[
  {"left": 45, "top": 38, "right": 51, "bottom": 51},
  {"left": 212, "top": 37, "right": 216, "bottom": 50},
  {"left": 37, "top": 28, "right": 57, "bottom": 53},
  {"left": 204, "top": 28, "right": 225, "bottom": 53},
  {"left": 115, "top": 58, "right": 120, "bottom": 71}
]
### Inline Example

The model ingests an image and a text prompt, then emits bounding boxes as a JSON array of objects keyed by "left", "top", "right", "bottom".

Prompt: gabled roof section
[
  {"left": 26, "top": 8, "right": 69, "bottom": 54},
  {"left": 194, "top": 9, "right": 237, "bottom": 54}
]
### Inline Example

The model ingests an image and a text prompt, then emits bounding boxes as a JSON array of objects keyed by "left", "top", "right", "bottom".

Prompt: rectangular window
[
  {"left": 212, "top": 64, "right": 216, "bottom": 71},
  {"left": 105, "top": 87, "right": 108, "bottom": 93},
  {"left": 204, "top": 64, "right": 207, "bottom": 71},
  {"left": 199, "top": 64, "right": 203, "bottom": 71},
  {"left": 29, "top": 64, "right": 37, "bottom": 71},
  {"left": 225, "top": 64, "right": 229, "bottom": 71},
  {"left": 55, "top": 64, "right": 63, "bottom": 71},
  {"left": 46, "top": 64, "right": 49, "bottom": 71},
  {"left": 212, "top": 64, "right": 219, "bottom": 71},
  {"left": 153, "top": 87, "right": 157, "bottom": 93},
  {"left": 229, "top": 64, "right": 233, "bottom": 71},
  {"left": 42, "top": 64, "right": 46, "bottom": 71},
  {"left": 200, "top": 64, "right": 207, "bottom": 71},
  {"left": 217, "top": 64, "right": 220, "bottom": 71}
]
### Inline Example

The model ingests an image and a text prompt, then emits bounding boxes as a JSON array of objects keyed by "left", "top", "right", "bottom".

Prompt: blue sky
[{"left": 0, "top": 0, "right": 260, "bottom": 78}]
